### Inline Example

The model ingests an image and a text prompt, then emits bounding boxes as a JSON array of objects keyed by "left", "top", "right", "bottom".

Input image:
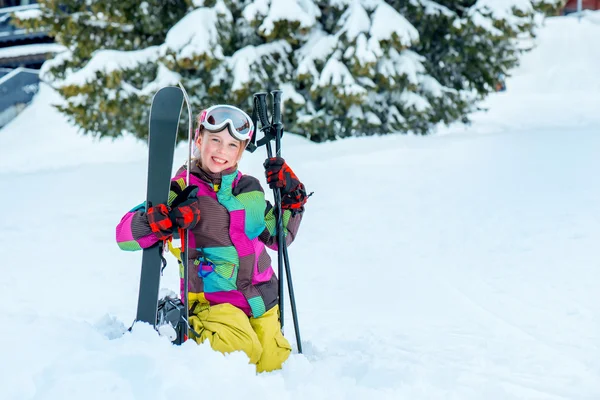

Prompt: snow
[
  {"left": 12, "top": 8, "right": 42, "bottom": 21},
  {"left": 163, "top": 7, "right": 228, "bottom": 61},
  {"left": 228, "top": 41, "right": 292, "bottom": 92},
  {"left": 350, "top": 34, "right": 378, "bottom": 65},
  {"left": 338, "top": 0, "right": 370, "bottom": 41},
  {"left": 470, "top": 0, "right": 534, "bottom": 34},
  {"left": 399, "top": 90, "right": 431, "bottom": 112},
  {"left": 318, "top": 53, "right": 367, "bottom": 95},
  {"left": 419, "top": 75, "right": 448, "bottom": 98},
  {"left": 369, "top": 2, "right": 419, "bottom": 47},
  {"left": 279, "top": 82, "right": 306, "bottom": 105},
  {"left": 0, "top": 43, "right": 66, "bottom": 59},
  {"left": 1, "top": 12, "right": 600, "bottom": 400},
  {"left": 296, "top": 31, "right": 339, "bottom": 78},
  {"left": 411, "top": 0, "right": 455, "bottom": 17},
  {"left": 381, "top": 49, "right": 424, "bottom": 85},
  {"left": 242, "top": 0, "right": 271, "bottom": 22},
  {"left": 474, "top": 0, "right": 534, "bottom": 18},
  {"left": 448, "top": 14, "right": 600, "bottom": 134},
  {"left": 56, "top": 47, "right": 161, "bottom": 88},
  {"left": 257, "top": 0, "right": 316, "bottom": 36}
]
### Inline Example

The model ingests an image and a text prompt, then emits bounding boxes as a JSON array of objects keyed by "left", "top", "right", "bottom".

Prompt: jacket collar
[{"left": 190, "top": 159, "right": 238, "bottom": 187}]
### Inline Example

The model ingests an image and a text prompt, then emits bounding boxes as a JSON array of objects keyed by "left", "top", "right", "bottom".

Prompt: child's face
[{"left": 196, "top": 128, "right": 243, "bottom": 174}]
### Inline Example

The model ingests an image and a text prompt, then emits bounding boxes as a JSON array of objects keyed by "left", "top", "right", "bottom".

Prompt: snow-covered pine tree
[
  {"left": 215, "top": 0, "right": 315, "bottom": 108},
  {"left": 390, "top": 0, "right": 546, "bottom": 127},
  {"left": 532, "top": 0, "right": 565, "bottom": 16},
  {"left": 290, "top": 0, "right": 449, "bottom": 141},
  {"left": 14, "top": 0, "right": 190, "bottom": 140},
  {"left": 161, "top": 0, "right": 315, "bottom": 135},
  {"left": 14, "top": 0, "right": 560, "bottom": 142}
]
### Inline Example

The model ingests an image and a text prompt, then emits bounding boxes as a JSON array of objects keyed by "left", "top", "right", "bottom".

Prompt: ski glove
[
  {"left": 170, "top": 185, "right": 201, "bottom": 230},
  {"left": 147, "top": 203, "right": 174, "bottom": 240},
  {"left": 147, "top": 185, "right": 201, "bottom": 240},
  {"left": 264, "top": 157, "right": 300, "bottom": 193},
  {"left": 280, "top": 182, "right": 309, "bottom": 212},
  {"left": 264, "top": 157, "right": 309, "bottom": 212}
]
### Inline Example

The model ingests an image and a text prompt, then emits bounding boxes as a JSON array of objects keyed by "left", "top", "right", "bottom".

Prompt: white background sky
[{"left": 0, "top": 11, "right": 599, "bottom": 400}]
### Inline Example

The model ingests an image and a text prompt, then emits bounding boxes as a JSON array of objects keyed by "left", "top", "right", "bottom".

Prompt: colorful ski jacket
[{"left": 116, "top": 161, "right": 303, "bottom": 318}]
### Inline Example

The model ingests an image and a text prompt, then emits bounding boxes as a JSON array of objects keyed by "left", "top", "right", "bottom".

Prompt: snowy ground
[{"left": 1, "top": 13, "right": 599, "bottom": 400}]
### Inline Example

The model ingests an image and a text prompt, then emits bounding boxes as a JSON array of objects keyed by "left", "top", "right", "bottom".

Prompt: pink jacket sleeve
[{"left": 115, "top": 202, "right": 161, "bottom": 251}]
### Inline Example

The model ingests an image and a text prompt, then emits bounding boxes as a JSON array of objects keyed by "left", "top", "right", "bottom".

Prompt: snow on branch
[
  {"left": 243, "top": 0, "right": 270, "bottom": 21},
  {"left": 13, "top": 8, "right": 42, "bottom": 20},
  {"left": 473, "top": 0, "right": 533, "bottom": 20},
  {"left": 470, "top": 0, "right": 534, "bottom": 34},
  {"left": 318, "top": 52, "right": 367, "bottom": 96},
  {"left": 419, "top": 75, "right": 454, "bottom": 98},
  {"left": 56, "top": 46, "right": 161, "bottom": 88},
  {"left": 350, "top": 33, "right": 379, "bottom": 66},
  {"left": 163, "top": 7, "right": 229, "bottom": 60},
  {"left": 70, "top": 12, "right": 135, "bottom": 31},
  {"left": 245, "top": 0, "right": 317, "bottom": 36},
  {"left": 280, "top": 82, "right": 306, "bottom": 105},
  {"left": 134, "top": 64, "right": 181, "bottom": 97},
  {"left": 370, "top": 2, "right": 419, "bottom": 47},
  {"left": 40, "top": 50, "right": 74, "bottom": 83},
  {"left": 398, "top": 91, "right": 431, "bottom": 112},
  {"left": 338, "top": 0, "right": 370, "bottom": 41},
  {"left": 227, "top": 41, "right": 292, "bottom": 91},
  {"left": 378, "top": 49, "right": 424, "bottom": 85},
  {"left": 296, "top": 31, "right": 339, "bottom": 79},
  {"left": 409, "top": 0, "right": 455, "bottom": 17}
]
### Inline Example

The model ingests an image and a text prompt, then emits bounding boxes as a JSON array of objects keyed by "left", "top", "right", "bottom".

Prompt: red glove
[
  {"left": 147, "top": 203, "right": 173, "bottom": 240},
  {"left": 280, "top": 182, "right": 309, "bottom": 212},
  {"left": 264, "top": 157, "right": 301, "bottom": 194},
  {"left": 170, "top": 186, "right": 201, "bottom": 230},
  {"left": 264, "top": 157, "right": 309, "bottom": 212},
  {"left": 147, "top": 186, "right": 201, "bottom": 240}
]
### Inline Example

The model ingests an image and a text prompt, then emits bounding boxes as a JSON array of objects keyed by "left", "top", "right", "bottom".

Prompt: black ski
[{"left": 135, "top": 86, "right": 184, "bottom": 327}]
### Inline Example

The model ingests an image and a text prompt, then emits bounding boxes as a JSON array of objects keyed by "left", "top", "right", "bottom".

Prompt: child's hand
[
  {"left": 147, "top": 186, "right": 201, "bottom": 240},
  {"left": 263, "top": 157, "right": 301, "bottom": 194},
  {"left": 280, "top": 182, "right": 309, "bottom": 212},
  {"left": 264, "top": 157, "right": 310, "bottom": 211},
  {"left": 147, "top": 203, "right": 174, "bottom": 240},
  {"left": 170, "top": 186, "right": 201, "bottom": 230}
]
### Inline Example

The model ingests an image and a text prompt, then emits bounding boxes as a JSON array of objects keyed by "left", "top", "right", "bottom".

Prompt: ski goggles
[{"left": 195, "top": 105, "right": 254, "bottom": 142}]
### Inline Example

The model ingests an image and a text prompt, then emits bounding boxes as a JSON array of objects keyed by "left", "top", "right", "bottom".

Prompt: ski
[{"left": 135, "top": 86, "right": 184, "bottom": 328}]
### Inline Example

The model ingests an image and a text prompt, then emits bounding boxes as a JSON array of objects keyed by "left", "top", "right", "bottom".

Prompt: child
[{"left": 115, "top": 104, "right": 309, "bottom": 372}]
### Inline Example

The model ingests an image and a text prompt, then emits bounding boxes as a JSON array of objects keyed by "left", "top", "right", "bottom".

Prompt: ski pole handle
[
  {"left": 271, "top": 90, "right": 283, "bottom": 156},
  {"left": 271, "top": 90, "right": 282, "bottom": 125},
  {"left": 254, "top": 92, "right": 270, "bottom": 128}
]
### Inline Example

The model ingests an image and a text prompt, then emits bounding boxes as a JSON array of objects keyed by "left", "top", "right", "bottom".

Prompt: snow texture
[
  {"left": 471, "top": 0, "right": 534, "bottom": 34},
  {"left": 12, "top": 8, "right": 42, "bottom": 20},
  {"left": 0, "top": 43, "right": 66, "bottom": 59},
  {"left": 163, "top": 7, "right": 229, "bottom": 61},
  {"left": 258, "top": 0, "right": 316, "bottom": 36},
  {"left": 411, "top": 0, "right": 455, "bottom": 17},
  {"left": 228, "top": 41, "right": 292, "bottom": 92},
  {"left": 338, "top": 0, "right": 371, "bottom": 41},
  {"left": 56, "top": 47, "right": 161, "bottom": 88},
  {"left": 1, "top": 12, "right": 600, "bottom": 400},
  {"left": 369, "top": 2, "right": 419, "bottom": 46}
]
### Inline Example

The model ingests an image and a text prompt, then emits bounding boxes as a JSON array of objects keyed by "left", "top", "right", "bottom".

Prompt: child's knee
[
  {"left": 189, "top": 303, "right": 263, "bottom": 364},
  {"left": 250, "top": 305, "right": 292, "bottom": 372},
  {"left": 256, "top": 332, "right": 291, "bottom": 372}
]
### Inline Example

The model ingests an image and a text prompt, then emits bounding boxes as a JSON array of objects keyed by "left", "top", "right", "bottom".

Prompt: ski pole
[
  {"left": 271, "top": 90, "right": 302, "bottom": 354},
  {"left": 253, "top": 93, "right": 285, "bottom": 327},
  {"left": 254, "top": 91, "right": 302, "bottom": 353}
]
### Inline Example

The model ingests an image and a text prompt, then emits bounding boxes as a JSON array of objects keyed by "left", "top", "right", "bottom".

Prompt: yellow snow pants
[{"left": 188, "top": 296, "right": 291, "bottom": 373}]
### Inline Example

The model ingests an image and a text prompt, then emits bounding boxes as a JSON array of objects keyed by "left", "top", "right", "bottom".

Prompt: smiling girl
[{"left": 116, "top": 104, "right": 309, "bottom": 372}]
